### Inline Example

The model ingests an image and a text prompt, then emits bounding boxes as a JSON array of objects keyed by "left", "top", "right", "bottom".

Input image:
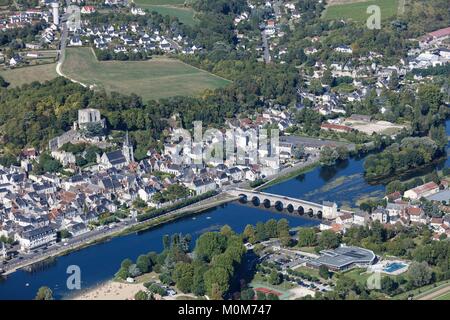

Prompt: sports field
[
  {"left": 134, "top": 0, "right": 197, "bottom": 26},
  {"left": 61, "top": 47, "right": 230, "bottom": 101},
  {"left": 323, "top": 0, "right": 399, "bottom": 22},
  {"left": 0, "top": 63, "right": 58, "bottom": 88}
]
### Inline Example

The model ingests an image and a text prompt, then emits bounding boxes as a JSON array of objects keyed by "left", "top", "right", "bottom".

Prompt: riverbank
[
  {"left": 257, "top": 161, "right": 320, "bottom": 190},
  {"left": 1, "top": 193, "right": 237, "bottom": 276},
  {"left": 70, "top": 280, "right": 146, "bottom": 300}
]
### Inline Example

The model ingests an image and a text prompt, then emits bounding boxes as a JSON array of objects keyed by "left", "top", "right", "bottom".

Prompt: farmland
[
  {"left": 323, "top": 0, "right": 399, "bottom": 22},
  {"left": 134, "top": 0, "right": 197, "bottom": 26},
  {"left": 61, "top": 47, "right": 230, "bottom": 101}
]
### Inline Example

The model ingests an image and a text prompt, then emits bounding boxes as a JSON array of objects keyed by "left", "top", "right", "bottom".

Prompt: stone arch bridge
[{"left": 227, "top": 188, "right": 329, "bottom": 218}]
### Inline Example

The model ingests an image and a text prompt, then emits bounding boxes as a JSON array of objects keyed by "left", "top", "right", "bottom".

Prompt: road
[
  {"left": 261, "top": 30, "right": 271, "bottom": 64},
  {"left": 1, "top": 155, "right": 321, "bottom": 275},
  {"left": 55, "top": 1, "right": 88, "bottom": 87},
  {"left": 1, "top": 192, "right": 236, "bottom": 275}
]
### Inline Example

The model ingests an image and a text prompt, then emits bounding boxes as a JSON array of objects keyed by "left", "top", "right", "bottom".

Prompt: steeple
[
  {"left": 123, "top": 131, "right": 134, "bottom": 164},
  {"left": 1, "top": 242, "right": 6, "bottom": 259}
]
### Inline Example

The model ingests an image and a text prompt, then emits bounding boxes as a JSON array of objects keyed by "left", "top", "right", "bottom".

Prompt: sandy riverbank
[{"left": 71, "top": 280, "right": 146, "bottom": 300}]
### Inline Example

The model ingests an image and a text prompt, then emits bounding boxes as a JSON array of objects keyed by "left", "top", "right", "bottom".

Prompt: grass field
[
  {"left": 61, "top": 47, "right": 230, "bottom": 101},
  {"left": 135, "top": 0, "right": 185, "bottom": 5},
  {"left": 134, "top": 0, "right": 197, "bottom": 26},
  {"left": 0, "top": 63, "right": 58, "bottom": 88},
  {"left": 323, "top": 0, "right": 399, "bottom": 22}
]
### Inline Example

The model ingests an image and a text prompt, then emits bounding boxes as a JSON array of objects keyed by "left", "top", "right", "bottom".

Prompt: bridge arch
[
  {"left": 238, "top": 194, "right": 248, "bottom": 203},
  {"left": 263, "top": 199, "right": 271, "bottom": 208},
  {"left": 286, "top": 204, "right": 294, "bottom": 213},
  {"left": 297, "top": 206, "right": 304, "bottom": 215},
  {"left": 274, "top": 201, "right": 283, "bottom": 211},
  {"left": 251, "top": 196, "right": 260, "bottom": 206},
  {"left": 317, "top": 210, "right": 323, "bottom": 219},
  {"left": 307, "top": 208, "right": 314, "bottom": 217}
]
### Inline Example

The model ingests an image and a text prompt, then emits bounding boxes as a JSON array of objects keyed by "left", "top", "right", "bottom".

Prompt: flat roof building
[{"left": 308, "top": 245, "right": 376, "bottom": 271}]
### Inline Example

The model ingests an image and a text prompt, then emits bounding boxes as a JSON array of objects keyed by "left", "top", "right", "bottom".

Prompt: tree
[
  {"left": 134, "top": 290, "right": 149, "bottom": 300},
  {"left": 407, "top": 261, "right": 432, "bottom": 288},
  {"left": 220, "top": 225, "right": 234, "bottom": 237},
  {"left": 264, "top": 219, "right": 278, "bottom": 238},
  {"left": 320, "top": 146, "right": 339, "bottom": 166},
  {"left": 297, "top": 228, "right": 317, "bottom": 247},
  {"left": 243, "top": 224, "right": 256, "bottom": 244},
  {"left": 318, "top": 230, "right": 341, "bottom": 249},
  {"left": 319, "top": 265, "right": 331, "bottom": 279},
  {"left": 266, "top": 293, "right": 279, "bottom": 300},
  {"left": 204, "top": 266, "right": 230, "bottom": 299},
  {"left": 277, "top": 218, "right": 291, "bottom": 246},
  {"left": 195, "top": 232, "right": 228, "bottom": 262},
  {"left": 388, "top": 71, "right": 399, "bottom": 90},
  {"left": 173, "top": 262, "right": 194, "bottom": 293},
  {"left": 162, "top": 234, "right": 171, "bottom": 251},
  {"left": 380, "top": 277, "right": 398, "bottom": 295},
  {"left": 240, "top": 288, "right": 255, "bottom": 300},
  {"left": 385, "top": 180, "right": 405, "bottom": 194},
  {"left": 136, "top": 254, "right": 152, "bottom": 274},
  {"left": 255, "top": 222, "right": 267, "bottom": 242},
  {"left": 35, "top": 286, "right": 53, "bottom": 300},
  {"left": 321, "top": 69, "right": 334, "bottom": 86},
  {"left": 268, "top": 270, "right": 283, "bottom": 285},
  {"left": 128, "top": 264, "right": 142, "bottom": 277}
]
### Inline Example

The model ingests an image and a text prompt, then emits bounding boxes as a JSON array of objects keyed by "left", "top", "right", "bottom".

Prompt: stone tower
[{"left": 122, "top": 132, "right": 134, "bottom": 164}]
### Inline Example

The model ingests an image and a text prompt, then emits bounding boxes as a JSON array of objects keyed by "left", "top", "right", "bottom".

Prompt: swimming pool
[{"left": 383, "top": 262, "right": 407, "bottom": 273}]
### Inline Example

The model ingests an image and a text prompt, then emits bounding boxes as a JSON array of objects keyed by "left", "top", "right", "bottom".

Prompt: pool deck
[{"left": 368, "top": 260, "right": 409, "bottom": 276}]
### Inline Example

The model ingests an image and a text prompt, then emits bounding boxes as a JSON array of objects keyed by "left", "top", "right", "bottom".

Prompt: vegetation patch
[
  {"left": 62, "top": 47, "right": 230, "bottom": 101},
  {"left": 323, "top": 0, "right": 399, "bottom": 22},
  {"left": 0, "top": 63, "right": 58, "bottom": 88}
]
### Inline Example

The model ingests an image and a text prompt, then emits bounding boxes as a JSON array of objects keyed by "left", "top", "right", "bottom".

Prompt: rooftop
[{"left": 314, "top": 245, "right": 376, "bottom": 269}]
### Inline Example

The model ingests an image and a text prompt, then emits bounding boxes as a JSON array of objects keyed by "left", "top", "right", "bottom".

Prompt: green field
[
  {"left": 61, "top": 47, "right": 230, "bottom": 101},
  {"left": 323, "top": 0, "right": 399, "bottom": 22},
  {"left": 134, "top": 0, "right": 197, "bottom": 25},
  {"left": 0, "top": 63, "right": 58, "bottom": 88},
  {"left": 135, "top": 0, "right": 185, "bottom": 5}
]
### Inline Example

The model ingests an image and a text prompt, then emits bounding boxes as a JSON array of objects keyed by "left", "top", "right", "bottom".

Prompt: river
[{"left": 1, "top": 120, "right": 450, "bottom": 300}]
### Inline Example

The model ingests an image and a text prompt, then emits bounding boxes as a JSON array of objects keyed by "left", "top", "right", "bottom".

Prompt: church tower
[{"left": 122, "top": 132, "right": 134, "bottom": 164}]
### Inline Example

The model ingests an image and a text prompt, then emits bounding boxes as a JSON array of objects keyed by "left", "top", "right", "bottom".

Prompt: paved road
[
  {"left": 261, "top": 30, "right": 271, "bottom": 64},
  {"left": 1, "top": 193, "right": 235, "bottom": 275}
]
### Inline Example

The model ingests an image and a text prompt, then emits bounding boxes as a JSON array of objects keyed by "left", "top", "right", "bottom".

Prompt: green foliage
[
  {"left": 364, "top": 137, "right": 441, "bottom": 180},
  {"left": 173, "top": 262, "right": 194, "bottom": 293},
  {"left": 35, "top": 286, "right": 53, "bottom": 300},
  {"left": 317, "top": 230, "right": 341, "bottom": 250},
  {"left": 195, "top": 232, "right": 228, "bottom": 262},
  {"left": 136, "top": 254, "right": 152, "bottom": 274},
  {"left": 268, "top": 270, "right": 283, "bottom": 285},
  {"left": 297, "top": 228, "right": 317, "bottom": 247},
  {"left": 33, "top": 153, "right": 62, "bottom": 174},
  {"left": 407, "top": 261, "right": 433, "bottom": 288},
  {"left": 134, "top": 290, "right": 151, "bottom": 300}
]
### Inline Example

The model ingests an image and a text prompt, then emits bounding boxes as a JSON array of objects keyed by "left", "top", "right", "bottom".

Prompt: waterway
[{"left": 1, "top": 120, "right": 450, "bottom": 300}]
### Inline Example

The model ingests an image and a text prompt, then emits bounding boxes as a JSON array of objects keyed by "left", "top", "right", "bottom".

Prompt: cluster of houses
[
  {"left": 0, "top": 2, "right": 60, "bottom": 67},
  {"left": 68, "top": 5, "right": 201, "bottom": 56},
  {"left": 0, "top": 8, "right": 48, "bottom": 31},
  {"left": 319, "top": 180, "right": 450, "bottom": 241},
  {"left": 0, "top": 106, "right": 307, "bottom": 254},
  {"left": 407, "top": 26, "right": 450, "bottom": 70}
]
